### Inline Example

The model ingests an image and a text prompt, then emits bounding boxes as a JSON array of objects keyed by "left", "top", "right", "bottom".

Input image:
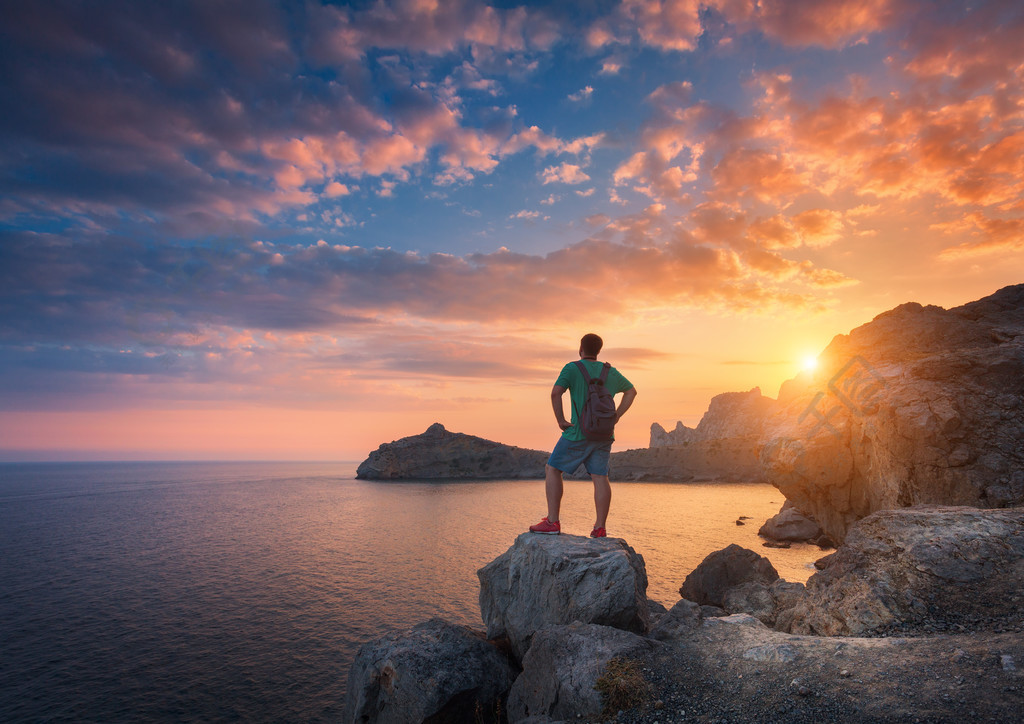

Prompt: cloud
[
  {"left": 935, "top": 213, "right": 1024, "bottom": 259},
  {"left": 620, "top": 0, "right": 704, "bottom": 52},
  {"left": 568, "top": 85, "right": 594, "bottom": 102},
  {"left": 541, "top": 163, "right": 591, "bottom": 185},
  {"left": 0, "top": 1, "right": 590, "bottom": 232},
  {"left": 750, "top": 0, "right": 902, "bottom": 49},
  {"left": 510, "top": 209, "right": 542, "bottom": 220}
]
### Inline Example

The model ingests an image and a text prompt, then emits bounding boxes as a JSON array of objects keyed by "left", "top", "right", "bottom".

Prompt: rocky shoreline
[
  {"left": 344, "top": 284, "right": 1024, "bottom": 722},
  {"left": 343, "top": 506, "right": 1024, "bottom": 723}
]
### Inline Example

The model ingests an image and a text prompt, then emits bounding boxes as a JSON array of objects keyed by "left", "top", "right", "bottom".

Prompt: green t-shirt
[{"left": 555, "top": 359, "right": 633, "bottom": 441}]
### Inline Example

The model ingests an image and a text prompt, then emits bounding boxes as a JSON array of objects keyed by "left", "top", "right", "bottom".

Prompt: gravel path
[{"left": 602, "top": 628, "right": 1024, "bottom": 724}]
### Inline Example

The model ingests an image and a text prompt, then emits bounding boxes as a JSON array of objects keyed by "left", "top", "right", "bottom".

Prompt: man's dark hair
[{"left": 580, "top": 333, "right": 603, "bottom": 357}]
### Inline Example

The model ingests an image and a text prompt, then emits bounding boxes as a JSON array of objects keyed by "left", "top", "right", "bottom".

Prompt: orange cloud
[{"left": 541, "top": 162, "right": 591, "bottom": 185}]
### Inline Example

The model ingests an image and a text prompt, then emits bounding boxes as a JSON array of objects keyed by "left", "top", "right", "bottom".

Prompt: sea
[{"left": 0, "top": 461, "right": 822, "bottom": 722}]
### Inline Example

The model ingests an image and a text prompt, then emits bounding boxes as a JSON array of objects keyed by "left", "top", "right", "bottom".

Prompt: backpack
[{"left": 573, "top": 360, "right": 617, "bottom": 441}]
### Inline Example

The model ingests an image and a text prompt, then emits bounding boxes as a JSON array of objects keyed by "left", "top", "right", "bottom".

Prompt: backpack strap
[{"left": 574, "top": 360, "right": 611, "bottom": 384}]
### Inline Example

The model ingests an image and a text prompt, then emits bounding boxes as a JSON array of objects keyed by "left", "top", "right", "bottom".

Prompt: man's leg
[
  {"left": 591, "top": 473, "right": 611, "bottom": 529},
  {"left": 545, "top": 464, "right": 564, "bottom": 521}
]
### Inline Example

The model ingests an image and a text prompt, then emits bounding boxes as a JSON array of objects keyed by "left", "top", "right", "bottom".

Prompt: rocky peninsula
[
  {"left": 356, "top": 387, "right": 775, "bottom": 483},
  {"left": 345, "top": 284, "right": 1024, "bottom": 721}
]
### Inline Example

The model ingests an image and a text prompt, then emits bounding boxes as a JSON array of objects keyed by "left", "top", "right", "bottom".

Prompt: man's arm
[
  {"left": 615, "top": 386, "right": 637, "bottom": 421},
  {"left": 550, "top": 384, "right": 572, "bottom": 431}
]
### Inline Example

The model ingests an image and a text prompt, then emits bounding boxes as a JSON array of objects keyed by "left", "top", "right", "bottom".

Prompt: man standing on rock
[{"left": 530, "top": 333, "right": 637, "bottom": 538}]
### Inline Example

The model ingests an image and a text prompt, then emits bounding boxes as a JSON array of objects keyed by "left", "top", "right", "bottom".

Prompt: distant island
[{"left": 356, "top": 386, "right": 773, "bottom": 484}]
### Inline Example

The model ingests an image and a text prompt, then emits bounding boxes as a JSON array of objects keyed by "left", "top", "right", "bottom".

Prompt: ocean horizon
[{"left": 1, "top": 461, "right": 821, "bottom": 722}]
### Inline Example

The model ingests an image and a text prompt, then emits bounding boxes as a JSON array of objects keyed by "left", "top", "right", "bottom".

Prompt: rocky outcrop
[
  {"left": 478, "top": 533, "right": 650, "bottom": 661},
  {"left": 640, "top": 388, "right": 776, "bottom": 481},
  {"left": 649, "top": 420, "right": 696, "bottom": 446},
  {"left": 776, "top": 505, "right": 1024, "bottom": 637},
  {"left": 758, "top": 501, "right": 823, "bottom": 543},
  {"left": 610, "top": 439, "right": 767, "bottom": 482},
  {"left": 678, "top": 543, "right": 779, "bottom": 607},
  {"left": 760, "top": 283, "right": 1024, "bottom": 542},
  {"left": 677, "top": 544, "right": 808, "bottom": 628},
  {"left": 651, "top": 388, "right": 776, "bottom": 446},
  {"left": 343, "top": 506, "right": 1024, "bottom": 723},
  {"left": 356, "top": 423, "right": 548, "bottom": 480},
  {"left": 506, "top": 623, "right": 659, "bottom": 722},
  {"left": 341, "top": 618, "right": 516, "bottom": 724}
]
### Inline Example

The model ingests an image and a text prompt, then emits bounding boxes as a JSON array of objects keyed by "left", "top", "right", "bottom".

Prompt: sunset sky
[{"left": 1, "top": 0, "right": 1023, "bottom": 462}]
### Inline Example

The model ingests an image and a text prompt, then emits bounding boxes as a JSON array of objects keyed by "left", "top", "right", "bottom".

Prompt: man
[{"left": 529, "top": 333, "right": 637, "bottom": 537}]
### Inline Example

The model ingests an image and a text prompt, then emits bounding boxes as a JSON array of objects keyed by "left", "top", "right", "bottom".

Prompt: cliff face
[
  {"left": 355, "top": 423, "right": 548, "bottom": 480},
  {"left": 650, "top": 420, "right": 697, "bottom": 447},
  {"left": 759, "top": 283, "right": 1024, "bottom": 542},
  {"left": 637, "top": 387, "right": 776, "bottom": 482},
  {"left": 650, "top": 388, "right": 775, "bottom": 447}
]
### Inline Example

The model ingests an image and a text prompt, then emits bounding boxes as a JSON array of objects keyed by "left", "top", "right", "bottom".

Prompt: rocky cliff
[
  {"left": 650, "top": 387, "right": 775, "bottom": 447},
  {"left": 355, "top": 423, "right": 548, "bottom": 480},
  {"left": 649, "top": 420, "right": 697, "bottom": 446},
  {"left": 759, "top": 283, "right": 1024, "bottom": 542},
  {"left": 638, "top": 387, "right": 776, "bottom": 482}
]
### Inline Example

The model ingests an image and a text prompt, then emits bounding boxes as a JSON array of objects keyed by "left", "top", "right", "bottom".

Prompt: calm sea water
[{"left": 0, "top": 462, "right": 821, "bottom": 722}]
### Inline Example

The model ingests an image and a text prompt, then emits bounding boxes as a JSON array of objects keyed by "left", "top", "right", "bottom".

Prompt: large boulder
[
  {"left": 506, "top": 623, "right": 659, "bottom": 723},
  {"left": 342, "top": 618, "right": 516, "bottom": 724},
  {"left": 478, "top": 533, "right": 650, "bottom": 661},
  {"left": 758, "top": 501, "right": 823, "bottom": 542},
  {"left": 356, "top": 423, "right": 548, "bottom": 480},
  {"left": 777, "top": 506, "right": 1024, "bottom": 636},
  {"left": 679, "top": 543, "right": 780, "bottom": 607},
  {"left": 760, "top": 284, "right": 1024, "bottom": 542}
]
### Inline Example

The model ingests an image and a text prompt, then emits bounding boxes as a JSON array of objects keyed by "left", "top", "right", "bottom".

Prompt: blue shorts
[{"left": 547, "top": 436, "right": 612, "bottom": 476}]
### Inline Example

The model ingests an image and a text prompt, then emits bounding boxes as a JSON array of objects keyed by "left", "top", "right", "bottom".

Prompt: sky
[{"left": 1, "top": 0, "right": 1023, "bottom": 462}]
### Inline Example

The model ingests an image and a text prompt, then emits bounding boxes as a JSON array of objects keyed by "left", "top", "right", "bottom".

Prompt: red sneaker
[
  {"left": 529, "top": 517, "right": 561, "bottom": 535},
  {"left": 590, "top": 526, "right": 606, "bottom": 538}
]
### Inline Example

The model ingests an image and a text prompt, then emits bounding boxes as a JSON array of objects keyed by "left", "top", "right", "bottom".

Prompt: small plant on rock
[{"left": 594, "top": 657, "right": 652, "bottom": 717}]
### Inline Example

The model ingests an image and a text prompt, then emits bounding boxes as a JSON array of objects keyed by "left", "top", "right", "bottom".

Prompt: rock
[
  {"left": 356, "top": 423, "right": 548, "bottom": 480},
  {"left": 341, "top": 618, "right": 516, "bottom": 724},
  {"left": 722, "top": 581, "right": 776, "bottom": 624},
  {"left": 650, "top": 420, "right": 697, "bottom": 447},
  {"left": 647, "top": 598, "right": 669, "bottom": 624},
  {"left": 679, "top": 544, "right": 780, "bottom": 607},
  {"left": 760, "top": 284, "right": 1024, "bottom": 542},
  {"left": 640, "top": 388, "right": 777, "bottom": 481},
  {"left": 690, "top": 387, "right": 777, "bottom": 440},
  {"left": 721, "top": 579, "right": 808, "bottom": 627},
  {"left": 742, "top": 643, "right": 799, "bottom": 663},
  {"left": 506, "top": 623, "right": 658, "bottom": 723},
  {"left": 478, "top": 533, "right": 650, "bottom": 661},
  {"left": 776, "top": 506, "right": 1024, "bottom": 636},
  {"left": 648, "top": 599, "right": 703, "bottom": 642},
  {"left": 758, "top": 501, "right": 823, "bottom": 542},
  {"left": 701, "top": 612, "right": 768, "bottom": 630}
]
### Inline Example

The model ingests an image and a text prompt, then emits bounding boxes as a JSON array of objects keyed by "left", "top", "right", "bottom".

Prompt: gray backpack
[{"left": 573, "top": 360, "right": 617, "bottom": 441}]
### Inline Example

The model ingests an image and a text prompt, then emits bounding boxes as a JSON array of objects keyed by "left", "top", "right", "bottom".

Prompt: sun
[{"left": 801, "top": 355, "right": 819, "bottom": 372}]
